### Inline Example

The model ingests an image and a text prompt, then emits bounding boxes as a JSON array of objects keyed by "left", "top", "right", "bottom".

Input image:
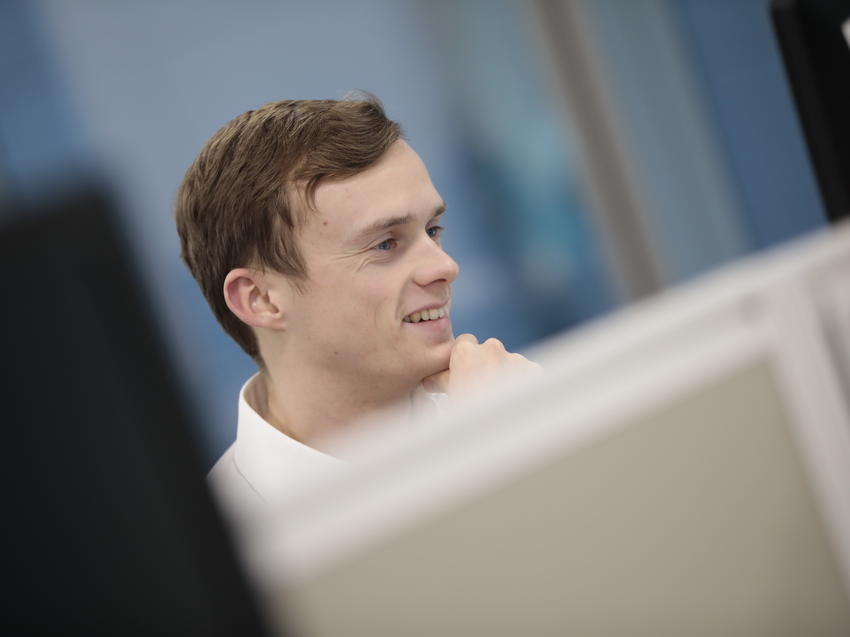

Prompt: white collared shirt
[
  {"left": 207, "top": 374, "right": 442, "bottom": 521},
  {"left": 207, "top": 375, "right": 342, "bottom": 519}
]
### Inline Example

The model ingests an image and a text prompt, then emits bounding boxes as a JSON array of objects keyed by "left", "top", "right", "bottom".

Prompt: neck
[{"left": 253, "top": 359, "right": 417, "bottom": 452}]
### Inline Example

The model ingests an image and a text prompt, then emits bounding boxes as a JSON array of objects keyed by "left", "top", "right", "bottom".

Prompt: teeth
[{"left": 404, "top": 306, "right": 446, "bottom": 323}]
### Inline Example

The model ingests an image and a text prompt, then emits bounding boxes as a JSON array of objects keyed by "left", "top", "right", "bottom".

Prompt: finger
[
  {"left": 421, "top": 369, "right": 450, "bottom": 393},
  {"left": 450, "top": 334, "right": 480, "bottom": 364},
  {"left": 483, "top": 337, "right": 505, "bottom": 351},
  {"left": 454, "top": 333, "right": 479, "bottom": 346},
  {"left": 507, "top": 353, "right": 543, "bottom": 374}
]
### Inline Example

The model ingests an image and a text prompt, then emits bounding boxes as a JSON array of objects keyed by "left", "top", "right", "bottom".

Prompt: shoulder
[
  {"left": 207, "top": 443, "right": 239, "bottom": 488},
  {"left": 207, "top": 443, "right": 265, "bottom": 520}
]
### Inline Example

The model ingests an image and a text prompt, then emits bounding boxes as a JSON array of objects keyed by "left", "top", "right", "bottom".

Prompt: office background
[{"left": 0, "top": 0, "right": 825, "bottom": 465}]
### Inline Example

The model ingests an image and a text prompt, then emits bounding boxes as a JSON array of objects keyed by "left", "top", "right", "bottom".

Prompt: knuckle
[{"left": 453, "top": 343, "right": 474, "bottom": 356}]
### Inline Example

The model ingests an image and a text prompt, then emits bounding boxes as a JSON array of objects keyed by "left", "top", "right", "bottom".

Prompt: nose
[{"left": 413, "top": 238, "right": 459, "bottom": 287}]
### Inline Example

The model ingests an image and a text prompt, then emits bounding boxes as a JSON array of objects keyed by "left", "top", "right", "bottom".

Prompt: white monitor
[{"left": 246, "top": 223, "right": 850, "bottom": 637}]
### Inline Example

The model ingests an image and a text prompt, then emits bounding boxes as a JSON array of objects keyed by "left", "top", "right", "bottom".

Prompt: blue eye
[
  {"left": 375, "top": 238, "right": 397, "bottom": 251},
  {"left": 427, "top": 225, "right": 444, "bottom": 240}
]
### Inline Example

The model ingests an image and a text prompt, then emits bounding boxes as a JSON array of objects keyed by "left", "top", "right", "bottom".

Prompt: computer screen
[
  {"left": 247, "top": 223, "right": 850, "bottom": 636},
  {"left": 1, "top": 190, "right": 272, "bottom": 635},
  {"left": 771, "top": 0, "right": 850, "bottom": 222}
]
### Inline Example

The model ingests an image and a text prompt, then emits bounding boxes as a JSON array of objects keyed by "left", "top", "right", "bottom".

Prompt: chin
[{"left": 421, "top": 340, "right": 453, "bottom": 376}]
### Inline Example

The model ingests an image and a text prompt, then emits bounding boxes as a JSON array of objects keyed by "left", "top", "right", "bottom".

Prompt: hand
[{"left": 421, "top": 333, "right": 541, "bottom": 399}]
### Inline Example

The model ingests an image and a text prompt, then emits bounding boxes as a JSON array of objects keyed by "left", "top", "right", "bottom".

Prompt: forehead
[{"left": 306, "top": 141, "right": 443, "bottom": 237}]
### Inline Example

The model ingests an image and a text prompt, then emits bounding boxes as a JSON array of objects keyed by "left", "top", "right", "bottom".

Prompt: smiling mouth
[{"left": 403, "top": 306, "right": 448, "bottom": 323}]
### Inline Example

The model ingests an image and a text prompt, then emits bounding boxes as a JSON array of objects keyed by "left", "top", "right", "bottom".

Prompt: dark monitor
[
  {"left": 1, "top": 190, "right": 272, "bottom": 635},
  {"left": 771, "top": 0, "right": 850, "bottom": 223}
]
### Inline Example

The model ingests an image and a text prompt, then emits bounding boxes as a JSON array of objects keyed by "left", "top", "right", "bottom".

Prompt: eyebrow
[{"left": 349, "top": 203, "right": 446, "bottom": 245}]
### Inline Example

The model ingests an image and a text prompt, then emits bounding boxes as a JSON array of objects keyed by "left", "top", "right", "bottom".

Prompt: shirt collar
[
  {"left": 232, "top": 374, "right": 341, "bottom": 502},
  {"left": 231, "top": 374, "right": 444, "bottom": 502}
]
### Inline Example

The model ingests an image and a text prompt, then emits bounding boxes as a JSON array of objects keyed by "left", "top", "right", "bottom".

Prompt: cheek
[
  {"left": 315, "top": 283, "right": 393, "bottom": 337},
  {"left": 303, "top": 267, "right": 405, "bottom": 339},
  {"left": 359, "top": 276, "right": 403, "bottom": 318}
]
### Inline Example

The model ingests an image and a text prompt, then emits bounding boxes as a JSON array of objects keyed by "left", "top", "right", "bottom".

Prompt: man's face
[{"left": 278, "top": 140, "right": 459, "bottom": 394}]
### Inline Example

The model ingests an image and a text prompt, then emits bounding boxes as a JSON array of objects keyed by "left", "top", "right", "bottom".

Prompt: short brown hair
[{"left": 175, "top": 96, "right": 402, "bottom": 362}]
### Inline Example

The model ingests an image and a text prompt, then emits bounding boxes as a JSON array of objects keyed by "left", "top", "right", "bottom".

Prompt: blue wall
[
  {"left": 674, "top": 0, "right": 825, "bottom": 248},
  {"left": 6, "top": 0, "right": 612, "bottom": 464},
  {"left": 1, "top": 0, "right": 830, "bottom": 466}
]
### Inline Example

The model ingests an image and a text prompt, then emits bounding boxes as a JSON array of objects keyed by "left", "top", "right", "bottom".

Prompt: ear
[{"left": 223, "top": 268, "right": 286, "bottom": 330}]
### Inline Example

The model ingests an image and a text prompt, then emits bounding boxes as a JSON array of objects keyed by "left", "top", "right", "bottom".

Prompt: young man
[{"left": 176, "top": 96, "right": 536, "bottom": 509}]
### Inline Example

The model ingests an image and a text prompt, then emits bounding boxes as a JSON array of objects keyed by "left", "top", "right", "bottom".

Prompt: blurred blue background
[{"left": 0, "top": 0, "right": 825, "bottom": 466}]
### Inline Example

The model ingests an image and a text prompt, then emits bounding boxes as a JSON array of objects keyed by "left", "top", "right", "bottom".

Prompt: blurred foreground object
[
  {"left": 244, "top": 222, "right": 850, "bottom": 636},
  {"left": 771, "top": 0, "right": 850, "bottom": 222},
  {"left": 1, "top": 190, "right": 270, "bottom": 635}
]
